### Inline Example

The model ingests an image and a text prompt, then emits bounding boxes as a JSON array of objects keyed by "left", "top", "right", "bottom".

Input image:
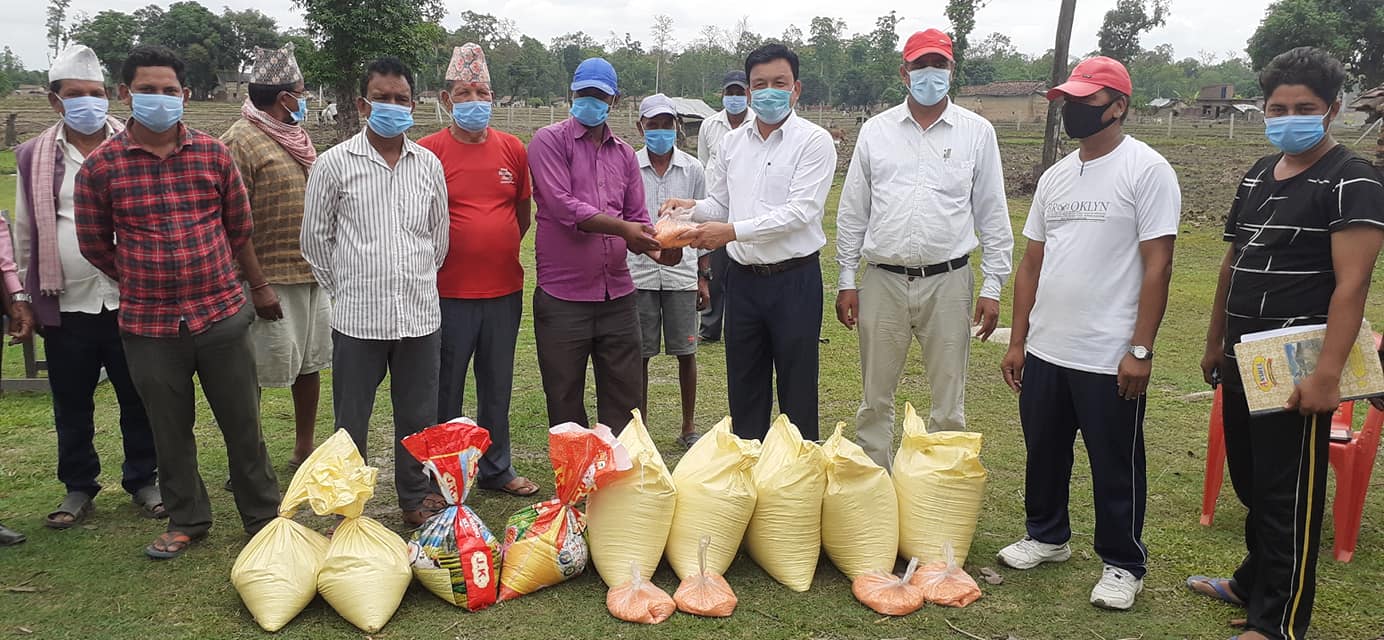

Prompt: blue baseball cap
[{"left": 571, "top": 57, "right": 618, "bottom": 96}]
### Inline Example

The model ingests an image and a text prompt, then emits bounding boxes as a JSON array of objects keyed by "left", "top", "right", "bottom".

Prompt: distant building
[
  {"left": 1194, "top": 84, "right": 1258, "bottom": 119},
  {"left": 1146, "top": 97, "right": 1188, "bottom": 117},
  {"left": 955, "top": 81, "right": 1047, "bottom": 123},
  {"left": 213, "top": 71, "right": 251, "bottom": 102},
  {"left": 1348, "top": 84, "right": 1384, "bottom": 168},
  {"left": 14, "top": 84, "right": 45, "bottom": 96}
]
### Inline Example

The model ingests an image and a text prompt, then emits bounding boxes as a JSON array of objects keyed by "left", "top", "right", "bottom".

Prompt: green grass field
[{"left": 1, "top": 102, "right": 1382, "bottom": 640}]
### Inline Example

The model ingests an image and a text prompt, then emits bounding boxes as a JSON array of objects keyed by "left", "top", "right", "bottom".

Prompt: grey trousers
[
  {"left": 121, "top": 303, "right": 280, "bottom": 537},
  {"left": 437, "top": 293, "right": 521, "bottom": 490},
  {"left": 332, "top": 330, "right": 440, "bottom": 510}
]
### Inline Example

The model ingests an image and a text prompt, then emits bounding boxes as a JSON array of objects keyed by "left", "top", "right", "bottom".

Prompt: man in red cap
[
  {"left": 997, "top": 56, "right": 1180, "bottom": 611},
  {"left": 836, "top": 28, "right": 1013, "bottom": 469}
]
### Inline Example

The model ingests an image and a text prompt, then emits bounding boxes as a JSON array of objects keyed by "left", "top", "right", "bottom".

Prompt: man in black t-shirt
[{"left": 1191, "top": 47, "right": 1384, "bottom": 640}]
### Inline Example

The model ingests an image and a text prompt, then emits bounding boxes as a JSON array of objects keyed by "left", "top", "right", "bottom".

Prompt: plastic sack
[
  {"left": 852, "top": 558, "right": 926, "bottom": 616},
  {"left": 498, "top": 422, "right": 631, "bottom": 601},
  {"left": 606, "top": 562, "right": 676, "bottom": 624},
  {"left": 894, "top": 403, "right": 987, "bottom": 566},
  {"left": 309, "top": 430, "right": 412, "bottom": 633},
  {"left": 745, "top": 414, "right": 825, "bottom": 591},
  {"left": 587, "top": 410, "right": 677, "bottom": 587},
  {"left": 665, "top": 417, "right": 760, "bottom": 578},
  {"left": 673, "top": 536, "right": 737, "bottom": 617},
  {"left": 909, "top": 542, "right": 982, "bottom": 608},
  {"left": 654, "top": 207, "right": 696, "bottom": 249},
  {"left": 230, "top": 436, "right": 336, "bottom": 631},
  {"left": 821, "top": 422, "right": 899, "bottom": 580},
  {"left": 402, "top": 418, "right": 500, "bottom": 611}
]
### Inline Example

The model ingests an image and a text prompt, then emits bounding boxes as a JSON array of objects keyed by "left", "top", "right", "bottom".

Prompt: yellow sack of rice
[
  {"left": 310, "top": 430, "right": 412, "bottom": 633},
  {"left": 230, "top": 435, "right": 336, "bottom": 631},
  {"left": 894, "top": 403, "right": 987, "bottom": 566},
  {"left": 587, "top": 410, "right": 677, "bottom": 587},
  {"left": 665, "top": 417, "right": 760, "bottom": 578},
  {"left": 745, "top": 414, "right": 825, "bottom": 592},
  {"left": 821, "top": 422, "right": 898, "bottom": 579}
]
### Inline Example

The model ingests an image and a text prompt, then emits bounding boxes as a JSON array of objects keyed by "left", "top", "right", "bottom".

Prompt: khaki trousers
[{"left": 855, "top": 264, "right": 973, "bottom": 469}]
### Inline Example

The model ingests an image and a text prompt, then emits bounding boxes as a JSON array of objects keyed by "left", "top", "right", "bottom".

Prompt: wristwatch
[
  {"left": 698, "top": 269, "right": 713, "bottom": 281},
  {"left": 11, "top": 293, "right": 32, "bottom": 303},
  {"left": 1129, "top": 345, "right": 1153, "bottom": 361}
]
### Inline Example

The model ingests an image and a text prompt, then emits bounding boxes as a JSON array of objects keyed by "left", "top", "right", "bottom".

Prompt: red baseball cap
[
  {"left": 1046, "top": 56, "right": 1133, "bottom": 100},
  {"left": 904, "top": 29, "right": 954, "bottom": 62}
]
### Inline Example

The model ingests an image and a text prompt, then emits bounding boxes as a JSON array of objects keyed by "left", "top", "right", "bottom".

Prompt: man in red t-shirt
[{"left": 419, "top": 43, "right": 537, "bottom": 497}]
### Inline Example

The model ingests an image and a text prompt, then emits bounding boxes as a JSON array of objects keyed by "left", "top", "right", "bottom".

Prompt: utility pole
[{"left": 1041, "top": 0, "right": 1077, "bottom": 170}]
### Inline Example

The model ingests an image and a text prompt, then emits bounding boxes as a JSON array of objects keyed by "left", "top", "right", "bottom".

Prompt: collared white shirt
[
  {"left": 693, "top": 112, "right": 837, "bottom": 266},
  {"left": 696, "top": 108, "right": 753, "bottom": 179},
  {"left": 14, "top": 123, "right": 121, "bottom": 313},
  {"left": 629, "top": 147, "right": 705, "bottom": 291},
  {"left": 836, "top": 100, "right": 1014, "bottom": 298},
  {"left": 301, "top": 129, "right": 449, "bottom": 341}
]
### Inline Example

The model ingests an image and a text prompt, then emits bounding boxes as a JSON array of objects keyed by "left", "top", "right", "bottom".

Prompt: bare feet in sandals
[
  {"left": 401, "top": 493, "right": 449, "bottom": 527},
  {"left": 132, "top": 485, "right": 167, "bottom": 519},
  {"left": 45, "top": 492, "right": 94, "bottom": 529},
  {"left": 145, "top": 530, "right": 202, "bottom": 560},
  {"left": 1186, "top": 575, "right": 1246, "bottom": 607},
  {"left": 498, "top": 476, "right": 540, "bottom": 498}
]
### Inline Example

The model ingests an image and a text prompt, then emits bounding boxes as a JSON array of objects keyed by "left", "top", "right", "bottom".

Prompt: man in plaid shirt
[{"left": 75, "top": 45, "right": 280, "bottom": 560}]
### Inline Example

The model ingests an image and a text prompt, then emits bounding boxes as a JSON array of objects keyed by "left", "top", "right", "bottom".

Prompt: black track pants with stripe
[{"left": 1222, "top": 386, "right": 1331, "bottom": 640}]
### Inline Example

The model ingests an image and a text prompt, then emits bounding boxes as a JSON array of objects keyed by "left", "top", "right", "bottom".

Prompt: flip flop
[
  {"left": 144, "top": 530, "right": 203, "bottom": 560},
  {"left": 45, "top": 492, "right": 94, "bottom": 529},
  {"left": 402, "top": 493, "right": 450, "bottom": 527},
  {"left": 0, "top": 522, "right": 25, "bottom": 546},
  {"left": 1187, "top": 575, "right": 1246, "bottom": 607},
  {"left": 677, "top": 432, "right": 702, "bottom": 449},
  {"left": 496, "top": 477, "right": 540, "bottom": 498},
  {"left": 132, "top": 484, "right": 167, "bottom": 519}
]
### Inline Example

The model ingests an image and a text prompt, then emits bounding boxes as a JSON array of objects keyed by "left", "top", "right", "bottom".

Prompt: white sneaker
[
  {"left": 1090, "top": 565, "right": 1143, "bottom": 610},
  {"left": 996, "top": 536, "right": 1073, "bottom": 570}
]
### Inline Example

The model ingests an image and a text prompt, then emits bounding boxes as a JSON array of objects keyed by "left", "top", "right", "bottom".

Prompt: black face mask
[{"left": 1062, "top": 100, "right": 1118, "bottom": 139}]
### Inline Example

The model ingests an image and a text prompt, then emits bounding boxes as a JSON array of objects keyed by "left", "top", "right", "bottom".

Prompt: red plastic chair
[{"left": 1200, "top": 388, "right": 1384, "bottom": 562}]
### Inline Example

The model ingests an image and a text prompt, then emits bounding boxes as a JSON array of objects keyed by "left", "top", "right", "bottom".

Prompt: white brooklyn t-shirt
[{"left": 1023, "top": 136, "right": 1181, "bottom": 375}]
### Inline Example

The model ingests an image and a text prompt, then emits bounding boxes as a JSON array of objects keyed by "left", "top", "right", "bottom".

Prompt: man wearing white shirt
[
  {"left": 996, "top": 57, "right": 1179, "bottom": 611},
  {"left": 695, "top": 70, "right": 751, "bottom": 343},
  {"left": 666, "top": 44, "right": 837, "bottom": 440},
  {"left": 836, "top": 29, "right": 1013, "bottom": 469},
  {"left": 301, "top": 58, "right": 449, "bottom": 525}
]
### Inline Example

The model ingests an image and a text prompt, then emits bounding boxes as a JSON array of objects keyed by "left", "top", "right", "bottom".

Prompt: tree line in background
[{"left": 5, "top": 0, "right": 1381, "bottom": 118}]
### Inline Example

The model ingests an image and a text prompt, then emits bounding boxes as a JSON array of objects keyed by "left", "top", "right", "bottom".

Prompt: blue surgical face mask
[
  {"left": 723, "top": 94, "right": 748, "bottom": 115},
  {"left": 291, "top": 97, "right": 308, "bottom": 124},
  {"left": 366, "top": 101, "right": 414, "bottom": 138},
  {"left": 750, "top": 87, "right": 793, "bottom": 124},
  {"left": 451, "top": 100, "right": 492, "bottom": 133},
  {"left": 61, "top": 96, "right": 109, "bottom": 135},
  {"left": 1265, "top": 114, "right": 1327, "bottom": 155},
  {"left": 908, "top": 67, "right": 951, "bottom": 107},
  {"left": 130, "top": 93, "right": 184, "bottom": 133},
  {"left": 570, "top": 96, "right": 611, "bottom": 127},
  {"left": 644, "top": 129, "right": 677, "bottom": 155}
]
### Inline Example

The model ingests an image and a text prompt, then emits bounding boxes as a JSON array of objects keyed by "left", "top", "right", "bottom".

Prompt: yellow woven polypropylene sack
[
  {"left": 894, "top": 403, "right": 987, "bottom": 566},
  {"left": 666, "top": 417, "right": 760, "bottom": 579},
  {"left": 306, "top": 431, "right": 412, "bottom": 633},
  {"left": 231, "top": 431, "right": 344, "bottom": 631},
  {"left": 587, "top": 410, "right": 677, "bottom": 587},
  {"left": 745, "top": 415, "right": 825, "bottom": 592},
  {"left": 821, "top": 422, "right": 898, "bottom": 580}
]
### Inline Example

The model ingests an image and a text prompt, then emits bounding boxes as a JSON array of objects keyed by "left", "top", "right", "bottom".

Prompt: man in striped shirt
[{"left": 301, "top": 57, "right": 450, "bottom": 525}]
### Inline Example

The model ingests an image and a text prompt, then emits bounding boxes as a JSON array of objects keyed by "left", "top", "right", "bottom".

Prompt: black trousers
[
  {"left": 1222, "top": 386, "right": 1331, "bottom": 640},
  {"left": 44, "top": 309, "right": 156, "bottom": 498},
  {"left": 437, "top": 293, "right": 522, "bottom": 489},
  {"left": 699, "top": 247, "right": 730, "bottom": 340},
  {"left": 532, "top": 287, "right": 642, "bottom": 433},
  {"left": 723, "top": 257, "right": 822, "bottom": 441},
  {"left": 1018, "top": 354, "right": 1148, "bottom": 578}
]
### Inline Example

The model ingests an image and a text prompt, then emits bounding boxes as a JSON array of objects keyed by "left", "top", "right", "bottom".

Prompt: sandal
[
  {"left": 144, "top": 530, "right": 203, "bottom": 560},
  {"left": 1187, "top": 575, "right": 1246, "bottom": 607},
  {"left": 401, "top": 493, "right": 449, "bottom": 527},
  {"left": 677, "top": 432, "right": 702, "bottom": 449},
  {"left": 132, "top": 484, "right": 167, "bottom": 519},
  {"left": 497, "top": 477, "right": 541, "bottom": 498},
  {"left": 45, "top": 492, "right": 94, "bottom": 529}
]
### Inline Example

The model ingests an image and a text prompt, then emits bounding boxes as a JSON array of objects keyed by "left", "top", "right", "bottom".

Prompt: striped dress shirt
[{"left": 301, "top": 130, "right": 449, "bottom": 341}]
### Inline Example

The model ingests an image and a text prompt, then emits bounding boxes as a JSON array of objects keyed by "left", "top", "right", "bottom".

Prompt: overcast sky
[{"left": 2, "top": 0, "right": 1274, "bottom": 71}]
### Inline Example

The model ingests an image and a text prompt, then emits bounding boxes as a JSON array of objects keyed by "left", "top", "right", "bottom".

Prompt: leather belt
[
  {"left": 733, "top": 252, "right": 820, "bottom": 276},
  {"left": 875, "top": 255, "right": 969, "bottom": 278}
]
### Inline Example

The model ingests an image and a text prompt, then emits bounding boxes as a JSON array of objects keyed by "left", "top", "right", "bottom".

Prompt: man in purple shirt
[{"left": 528, "top": 57, "right": 681, "bottom": 433}]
